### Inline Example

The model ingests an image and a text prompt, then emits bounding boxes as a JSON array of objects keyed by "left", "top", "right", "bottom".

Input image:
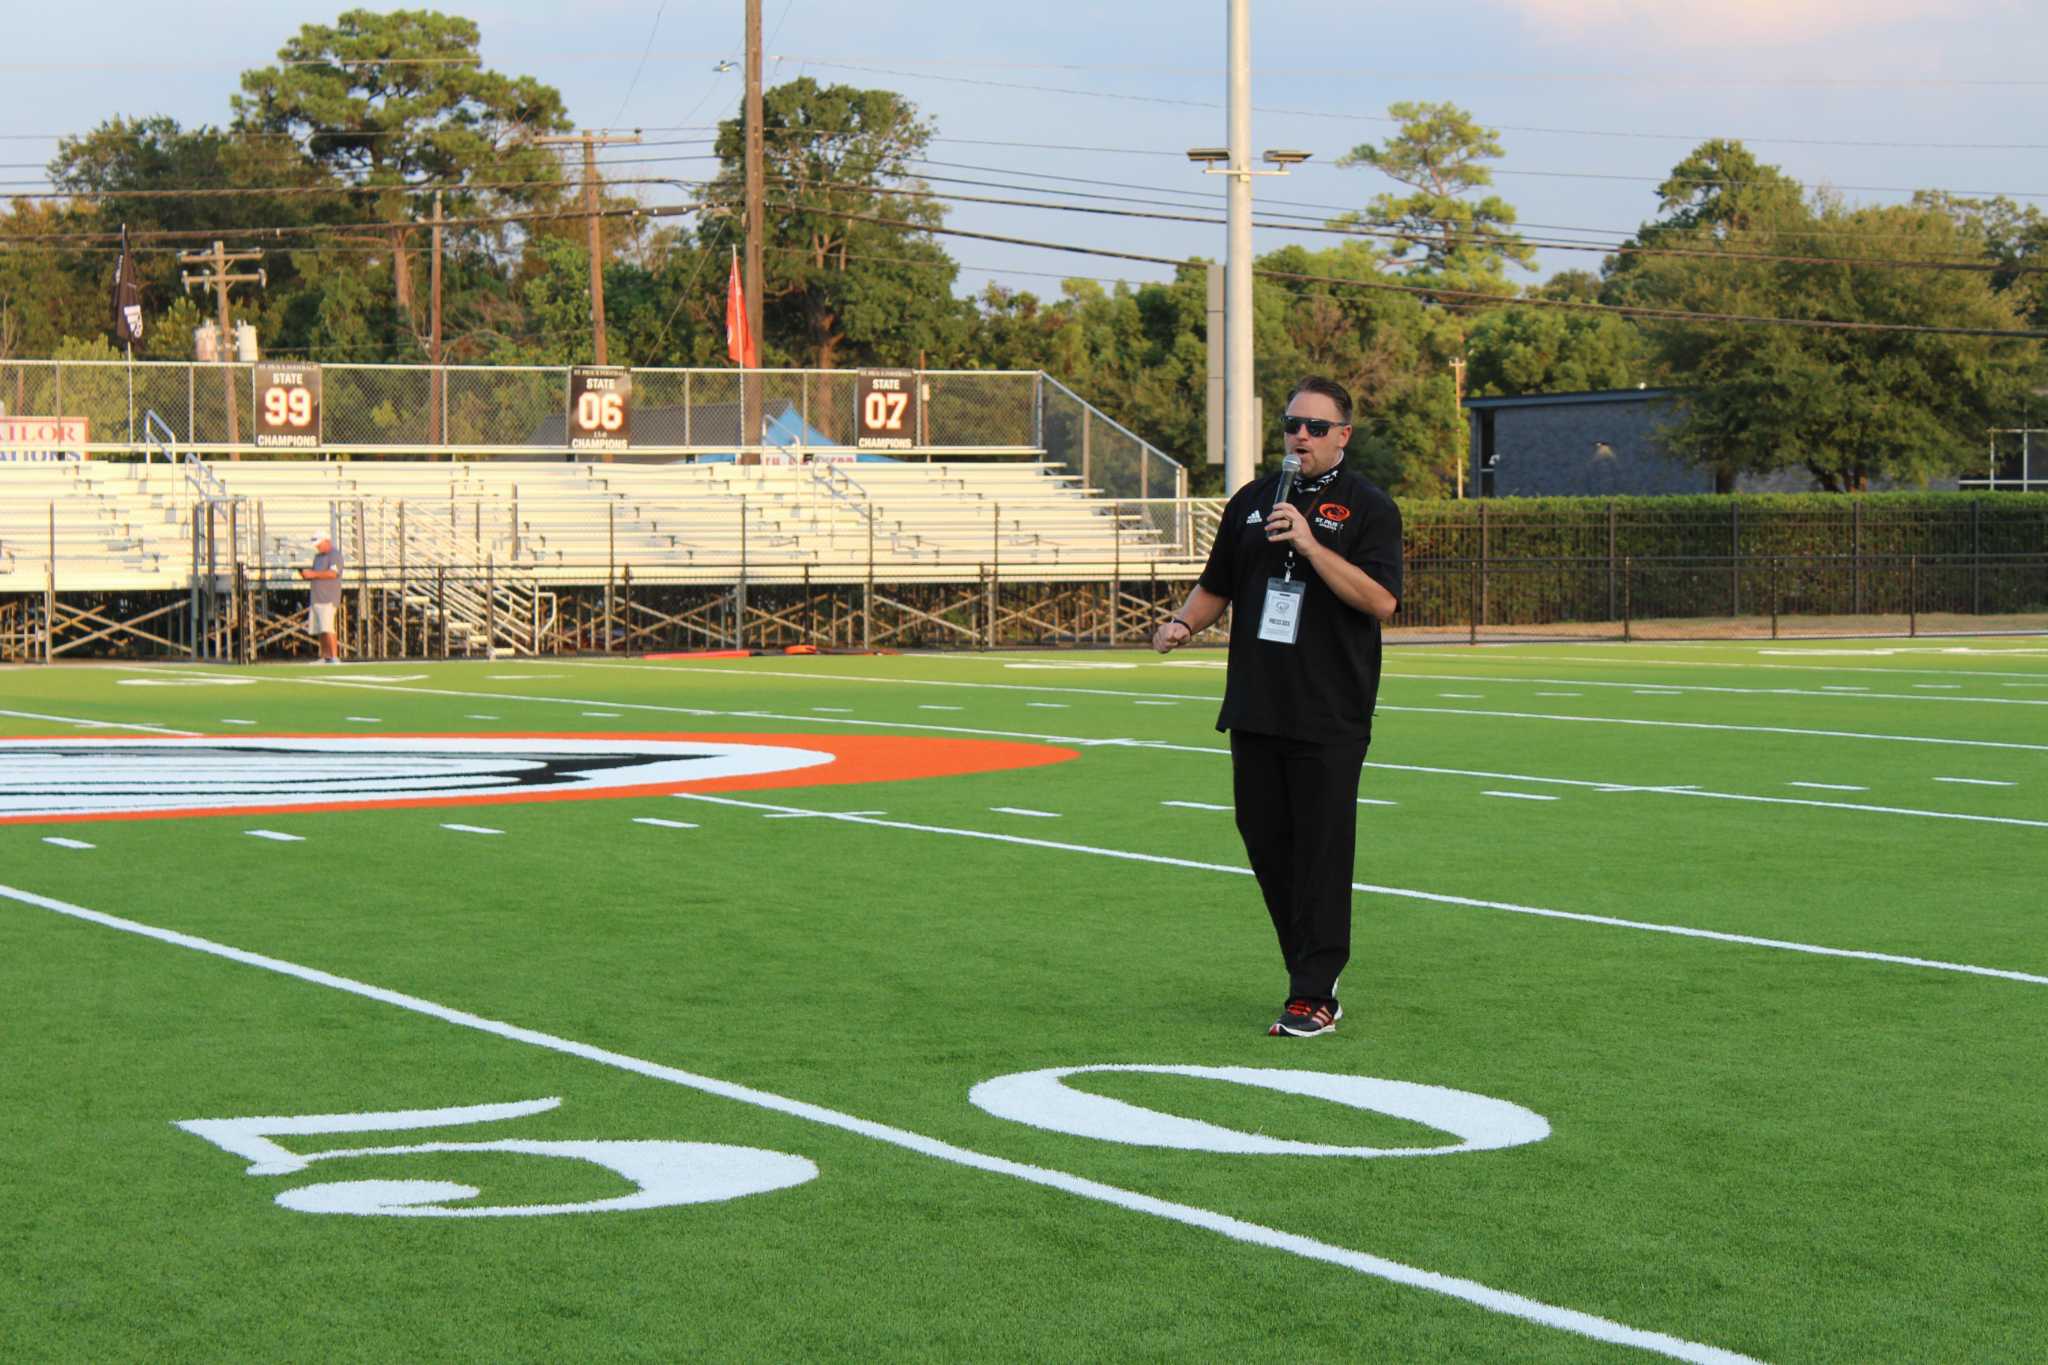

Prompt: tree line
[{"left": 2, "top": 8, "right": 2043, "bottom": 495}]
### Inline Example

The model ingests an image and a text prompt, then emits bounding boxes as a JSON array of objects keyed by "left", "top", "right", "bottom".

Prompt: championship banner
[
  {"left": 253, "top": 365, "right": 321, "bottom": 449},
  {"left": 0, "top": 416, "right": 89, "bottom": 462},
  {"left": 568, "top": 367, "right": 632, "bottom": 452},
  {"left": 856, "top": 369, "right": 918, "bottom": 451}
]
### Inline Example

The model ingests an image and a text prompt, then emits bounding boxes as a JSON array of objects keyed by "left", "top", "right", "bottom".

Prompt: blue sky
[{"left": 6, "top": 0, "right": 2042, "bottom": 299}]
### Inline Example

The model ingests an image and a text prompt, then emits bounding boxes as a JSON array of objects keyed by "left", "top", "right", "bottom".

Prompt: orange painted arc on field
[{"left": 0, "top": 732, "right": 1079, "bottom": 826}]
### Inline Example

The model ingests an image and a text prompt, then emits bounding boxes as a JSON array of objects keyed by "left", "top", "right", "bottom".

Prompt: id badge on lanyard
[{"left": 1257, "top": 575, "right": 1305, "bottom": 644}]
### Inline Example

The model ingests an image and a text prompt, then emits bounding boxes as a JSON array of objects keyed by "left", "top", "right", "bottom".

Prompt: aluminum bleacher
[{"left": 0, "top": 456, "right": 1200, "bottom": 595}]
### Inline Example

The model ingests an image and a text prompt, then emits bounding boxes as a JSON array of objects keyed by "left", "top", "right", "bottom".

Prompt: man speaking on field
[{"left": 1152, "top": 376, "right": 1403, "bottom": 1038}]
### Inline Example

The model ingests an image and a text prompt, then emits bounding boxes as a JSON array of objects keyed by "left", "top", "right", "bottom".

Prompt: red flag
[{"left": 725, "top": 248, "right": 759, "bottom": 368}]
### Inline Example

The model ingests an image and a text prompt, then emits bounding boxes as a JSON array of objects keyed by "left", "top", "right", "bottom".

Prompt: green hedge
[{"left": 1387, "top": 492, "right": 2048, "bottom": 625}]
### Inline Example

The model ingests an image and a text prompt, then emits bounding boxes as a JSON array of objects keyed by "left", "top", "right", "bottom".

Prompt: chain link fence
[{"left": 0, "top": 362, "right": 1184, "bottom": 489}]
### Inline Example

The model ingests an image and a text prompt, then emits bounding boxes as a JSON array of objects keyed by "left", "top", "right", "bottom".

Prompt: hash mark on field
[
  {"left": 1534, "top": 691, "right": 1581, "bottom": 697},
  {"left": 631, "top": 817, "right": 699, "bottom": 829},
  {"left": 1935, "top": 777, "right": 2015, "bottom": 787},
  {"left": 1025, "top": 702, "right": 1069, "bottom": 709},
  {"left": 244, "top": 830, "right": 304, "bottom": 842},
  {"left": 581, "top": 711, "right": 622, "bottom": 717},
  {"left": 1633, "top": 690, "right": 1683, "bottom": 696},
  {"left": 918, "top": 705, "right": 964, "bottom": 711},
  {"left": 1913, "top": 684, "right": 1962, "bottom": 690},
  {"left": 440, "top": 823, "right": 503, "bottom": 835},
  {"left": 1821, "top": 686, "right": 1870, "bottom": 692},
  {"left": 489, "top": 674, "right": 561, "bottom": 680},
  {"left": 811, "top": 707, "right": 853, "bottom": 714},
  {"left": 1438, "top": 692, "right": 1484, "bottom": 699},
  {"left": 1134, "top": 700, "right": 1179, "bottom": 706},
  {"left": 1482, "top": 791, "right": 1560, "bottom": 802},
  {"left": 466, "top": 714, "right": 500, "bottom": 720},
  {"left": 991, "top": 806, "right": 1061, "bottom": 818},
  {"left": 1789, "top": 782, "right": 1868, "bottom": 791},
  {"left": 345, "top": 716, "right": 381, "bottom": 723},
  {"left": 219, "top": 719, "right": 256, "bottom": 726},
  {"left": 1163, "top": 800, "right": 1232, "bottom": 811},
  {"left": 1356, "top": 798, "right": 1398, "bottom": 807},
  {"left": 41, "top": 837, "right": 94, "bottom": 850}
]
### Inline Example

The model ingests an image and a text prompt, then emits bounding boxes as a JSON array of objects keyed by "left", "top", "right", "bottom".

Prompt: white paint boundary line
[
  {"left": 0, "top": 879, "right": 1753, "bottom": 1365},
  {"left": 173, "top": 661, "right": 2048, "bottom": 755},
  {"left": 0, "top": 708, "right": 200, "bottom": 737},
  {"left": 1390, "top": 651, "right": 2048, "bottom": 682},
  {"left": 103, "top": 665, "right": 2048, "bottom": 828},
  {"left": 1384, "top": 672, "right": 2048, "bottom": 708},
  {"left": 675, "top": 794, "right": 2048, "bottom": 990}
]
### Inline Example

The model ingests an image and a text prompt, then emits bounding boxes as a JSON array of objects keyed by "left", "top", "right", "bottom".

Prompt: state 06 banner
[
  {"left": 856, "top": 370, "right": 919, "bottom": 451},
  {"left": 253, "top": 365, "right": 322, "bottom": 449},
  {"left": 568, "top": 367, "right": 632, "bottom": 453}
]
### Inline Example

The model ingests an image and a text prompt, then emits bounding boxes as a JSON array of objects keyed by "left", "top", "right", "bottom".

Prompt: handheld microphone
[{"left": 1271, "top": 452, "right": 1302, "bottom": 517}]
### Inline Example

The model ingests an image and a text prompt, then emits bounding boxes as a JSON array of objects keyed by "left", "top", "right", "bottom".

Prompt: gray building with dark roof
[
  {"left": 1464, "top": 388, "right": 1711, "bottom": 497},
  {"left": 1463, "top": 387, "right": 1964, "bottom": 496}
]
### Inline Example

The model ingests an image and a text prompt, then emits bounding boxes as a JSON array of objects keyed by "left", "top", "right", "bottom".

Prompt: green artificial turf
[{"left": 1, "top": 638, "right": 2045, "bottom": 1361}]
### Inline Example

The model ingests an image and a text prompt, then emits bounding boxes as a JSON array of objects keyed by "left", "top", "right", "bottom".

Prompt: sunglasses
[{"left": 1281, "top": 416, "right": 1344, "bottom": 437}]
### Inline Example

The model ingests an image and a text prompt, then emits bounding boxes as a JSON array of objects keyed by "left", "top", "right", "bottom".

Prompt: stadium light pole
[{"left": 1191, "top": 0, "right": 1309, "bottom": 495}]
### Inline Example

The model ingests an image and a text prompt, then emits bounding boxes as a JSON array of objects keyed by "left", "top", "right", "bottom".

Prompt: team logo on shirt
[{"left": 1314, "top": 502, "right": 1351, "bottom": 531}]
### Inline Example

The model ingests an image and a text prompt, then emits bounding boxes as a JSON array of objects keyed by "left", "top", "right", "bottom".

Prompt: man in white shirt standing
[{"left": 299, "top": 537, "right": 344, "bottom": 663}]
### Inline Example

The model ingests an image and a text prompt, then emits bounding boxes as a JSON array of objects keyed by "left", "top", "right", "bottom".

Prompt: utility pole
[
  {"left": 1188, "top": 1, "right": 1306, "bottom": 494},
  {"left": 742, "top": 0, "right": 766, "bottom": 465},
  {"left": 1449, "top": 356, "right": 1468, "bottom": 499},
  {"left": 533, "top": 129, "right": 643, "bottom": 366},
  {"left": 430, "top": 190, "right": 445, "bottom": 446},
  {"left": 179, "top": 241, "right": 264, "bottom": 457},
  {"left": 1224, "top": 0, "right": 1253, "bottom": 495}
]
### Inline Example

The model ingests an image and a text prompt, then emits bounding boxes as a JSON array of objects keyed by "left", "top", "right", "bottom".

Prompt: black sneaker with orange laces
[{"left": 1268, "top": 998, "right": 1341, "bottom": 1037}]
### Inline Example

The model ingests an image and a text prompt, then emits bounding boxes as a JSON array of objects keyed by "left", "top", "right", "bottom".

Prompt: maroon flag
[{"left": 111, "top": 225, "right": 143, "bottom": 346}]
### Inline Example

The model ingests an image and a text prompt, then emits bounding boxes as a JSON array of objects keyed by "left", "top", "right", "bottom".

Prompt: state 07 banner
[
  {"left": 856, "top": 369, "right": 919, "bottom": 451},
  {"left": 253, "top": 365, "right": 322, "bottom": 449},
  {"left": 568, "top": 367, "right": 632, "bottom": 453}
]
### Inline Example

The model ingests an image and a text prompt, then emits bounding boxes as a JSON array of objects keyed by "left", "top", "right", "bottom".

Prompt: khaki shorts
[{"left": 309, "top": 602, "right": 338, "bottom": 634}]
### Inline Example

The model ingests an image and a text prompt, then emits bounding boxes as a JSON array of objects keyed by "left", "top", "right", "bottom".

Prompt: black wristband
[{"left": 1169, "top": 616, "right": 1192, "bottom": 632}]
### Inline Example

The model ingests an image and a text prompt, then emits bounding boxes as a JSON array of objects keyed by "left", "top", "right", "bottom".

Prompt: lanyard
[{"left": 1277, "top": 464, "right": 1341, "bottom": 582}]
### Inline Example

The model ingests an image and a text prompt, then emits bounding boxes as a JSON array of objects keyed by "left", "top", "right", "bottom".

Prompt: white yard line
[
  {"left": 0, "top": 877, "right": 1758, "bottom": 1365},
  {"left": 40, "top": 837, "right": 94, "bottom": 850},
  {"left": 1384, "top": 672, "right": 2046, "bottom": 707},
  {"left": 128, "top": 662, "right": 2048, "bottom": 757},
  {"left": 441, "top": 824, "right": 503, "bottom": 835},
  {"left": 1934, "top": 778, "right": 2015, "bottom": 787},
  {"left": 1483, "top": 792, "right": 1561, "bottom": 802},
  {"left": 1374, "top": 704, "right": 2048, "bottom": 754},
  {"left": 1163, "top": 801, "right": 1232, "bottom": 811},
  {"left": 0, "top": 709, "right": 200, "bottom": 737},
  {"left": 1356, "top": 798, "right": 1399, "bottom": 807},
  {"left": 1387, "top": 652, "right": 2048, "bottom": 682},
  {"left": 671, "top": 795, "right": 2048, "bottom": 990},
  {"left": 1788, "top": 783, "right": 1868, "bottom": 792},
  {"left": 98, "top": 667, "right": 2048, "bottom": 825},
  {"left": 631, "top": 818, "right": 698, "bottom": 829},
  {"left": 244, "top": 830, "right": 304, "bottom": 843},
  {"left": 990, "top": 807, "right": 1061, "bottom": 818},
  {"left": 345, "top": 716, "right": 382, "bottom": 723}
]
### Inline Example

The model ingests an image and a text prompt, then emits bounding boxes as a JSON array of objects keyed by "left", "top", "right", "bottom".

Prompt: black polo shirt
[{"left": 1197, "top": 459, "right": 1403, "bottom": 744}]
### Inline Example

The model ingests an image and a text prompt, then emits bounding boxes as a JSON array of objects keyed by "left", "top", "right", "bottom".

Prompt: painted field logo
[{"left": 0, "top": 734, "right": 1074, "bottom": 824}]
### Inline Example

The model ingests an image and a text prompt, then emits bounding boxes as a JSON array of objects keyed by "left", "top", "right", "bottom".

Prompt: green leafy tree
[
  {"left": 232, "top": 9, "right": 571, "bottom": 343},
  {"left": 1464, "top": 303, "right": 1647, "bottom": 397},
  {"left": 1334, "top": 101, "right": 1535, "bottom": 296},
  {"left": 705, "top": 79, "right": 969, "bottom": 370},
  {"left": 1615, "top": 152, "right": 2039, "bottom": 490}
]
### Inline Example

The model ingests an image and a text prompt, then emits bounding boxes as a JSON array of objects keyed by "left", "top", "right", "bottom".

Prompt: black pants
[{"left": 1229, "top": 729, "right": 1369, "bottom": 1004}]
